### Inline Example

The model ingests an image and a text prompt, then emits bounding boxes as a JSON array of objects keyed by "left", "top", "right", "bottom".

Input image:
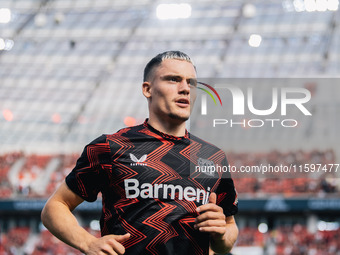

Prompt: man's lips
[{"left": 175, "top": 98, "right": 190, "bottom": 107}]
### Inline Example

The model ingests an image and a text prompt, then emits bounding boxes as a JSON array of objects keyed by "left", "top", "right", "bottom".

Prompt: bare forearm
[
  {"left": 41, "top": 199, "right": 96, "bottom": 253},
  {"left": 210, "top": 223, "right": 238, "bottom": 254}
]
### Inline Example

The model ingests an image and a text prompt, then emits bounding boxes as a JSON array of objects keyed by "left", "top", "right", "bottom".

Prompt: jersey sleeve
[
  {"left": 215, "top": 157, "right": 238, "bottom": 217},
  {"left": 65, "top": 135, "right": 111, "bottom": 202}
]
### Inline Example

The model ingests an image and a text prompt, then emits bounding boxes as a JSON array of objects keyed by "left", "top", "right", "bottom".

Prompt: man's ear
[{"left": 142, "top": 82, "right": 151, "bottom": 99}]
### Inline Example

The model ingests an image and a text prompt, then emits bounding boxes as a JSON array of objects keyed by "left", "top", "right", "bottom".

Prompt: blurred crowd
[
  {"left": 228, "top": 149, "right": 339, "bottom": 197},
  {"left": 0, "top": 153, "right": 79, "bottom": 198},
  {"left": 1, "top": 224, "right": 339, "bottom": 255},
  {"left": 237, "top": 224, "right": 340, "bottom": 255},
  {"left": 0, "top": 226, "right": 100, "bottom": 255},
  {"left": 0, "top": 149, "right": 338, "bottom": 199},
  {"left": 0, "top": 150, "right": 339, "bottom": 254}
]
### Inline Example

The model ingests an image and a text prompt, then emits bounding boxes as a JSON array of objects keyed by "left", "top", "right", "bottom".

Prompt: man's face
[{"left": 143, "top": 59, "right": 197, "bottom": 123}]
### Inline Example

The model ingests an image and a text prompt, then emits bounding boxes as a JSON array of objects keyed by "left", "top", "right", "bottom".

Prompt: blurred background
[{"left": 0, "top": 0, "right": 340, "bottom": 254}]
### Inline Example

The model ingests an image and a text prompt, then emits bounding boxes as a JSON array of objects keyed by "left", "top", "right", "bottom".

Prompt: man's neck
[{"left": 147, "top": 116, "right": 187, "bottom": 137}]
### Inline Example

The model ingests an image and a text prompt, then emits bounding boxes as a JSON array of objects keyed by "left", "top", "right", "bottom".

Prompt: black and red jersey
[{"left": 66, "top": 120, "right": 238, "bottom": 255}]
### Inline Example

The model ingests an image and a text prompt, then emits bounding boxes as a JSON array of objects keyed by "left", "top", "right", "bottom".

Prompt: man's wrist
[
  {"left": 79, "top": 234, "right": 97, "bottom": 254},
  {"left": 210, "top": 232, "right": 232, "bottom": 254}
]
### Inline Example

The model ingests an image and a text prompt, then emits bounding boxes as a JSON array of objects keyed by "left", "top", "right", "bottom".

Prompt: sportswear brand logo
[
  {"left": 130, "top": 153, "right": 147, "bottom": 166},
  {"left": 124, "top": 179, "right": 211, "bottom": 205}
]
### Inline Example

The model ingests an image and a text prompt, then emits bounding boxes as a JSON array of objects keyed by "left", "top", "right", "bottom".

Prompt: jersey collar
[{"left": 143, "top": 119, "right": 189, "bottom": 140}]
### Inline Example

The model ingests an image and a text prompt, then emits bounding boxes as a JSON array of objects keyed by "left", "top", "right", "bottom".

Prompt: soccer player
[{"left": 41, "top": 51, "right": 238, "bottom": 255}]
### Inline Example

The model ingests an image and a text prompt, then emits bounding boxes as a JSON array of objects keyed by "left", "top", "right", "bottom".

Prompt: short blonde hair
[{"left": 143, "top": 51, "right": 195, "bottom": 82}]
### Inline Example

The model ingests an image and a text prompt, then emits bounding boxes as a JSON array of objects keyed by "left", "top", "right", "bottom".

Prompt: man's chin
[{"left": 168, "top": 113, "right": 190, "bottom": 122}]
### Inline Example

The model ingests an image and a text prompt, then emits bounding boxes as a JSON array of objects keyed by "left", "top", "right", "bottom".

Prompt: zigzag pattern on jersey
[
  {"left": 115, "top": 204, "right": 147, "bottom": 249},
  {"left": 174, "top": 197, "right": 198, "bottom": 215},
  {"left": 139, "top": 127, "right": 182, "bottom": 184},
  {"left": 142, "top": 199, "right": 178, "bottom": 255},
  {"left": 206, "top": 150, "right": 227, "bottom": 193},
  {"left": 107, "top": 130, "right": 138, "bottom": 198},
  {"left": 76, "top": 142, "right": 111, "bottom": 198},
  {"left": 179, "top": 139, "right": 212, "bottom": 209},
  {"left": 179, "top": 217, "right": 204, "bottom": 255},
  {"left": 179, "top": 138, "right": 201, "bottom": 163},
  {"left": 101, "top": 198, "right": 113, "bottom": 235},
  {"left": 207, "top": 150, "right": 225, "bottom": 179},
  {"left": 179, "top": 138, "right": 205, "bottom": 182},
  {"left": 106, "top": 130, "right": 148, "bottom": 245}
]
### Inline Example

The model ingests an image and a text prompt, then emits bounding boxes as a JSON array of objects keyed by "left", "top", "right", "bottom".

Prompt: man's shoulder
[
  {"left": 86, "top": 123, "right": 144, "bottom": 145},
  {"left": 112, "top": 123, "right": 145, "bottom": 137},
  {"left": 188, "top": 132, "right": 225, "bottom": 153},
  {"left": 101, "top": 122, "right": 147, "bottom": 142}
]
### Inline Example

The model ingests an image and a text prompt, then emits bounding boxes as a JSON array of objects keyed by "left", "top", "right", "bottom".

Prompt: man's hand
[
  {"left": 195, "top": 192, "right": 238, "bottom": 254},
  {"left": 194, "top": 192, "right": 226, "bottom": 239},
  {"left": 85, "top": 233, "right": 130, "bottom": 255},
  {"left": 42, "top": 182, "right": 132, "bottom": 255}
]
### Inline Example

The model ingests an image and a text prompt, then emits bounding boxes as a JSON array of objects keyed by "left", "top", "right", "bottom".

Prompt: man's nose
[{"left": 178, "top": 79, "right": 191, "bottom": 93}]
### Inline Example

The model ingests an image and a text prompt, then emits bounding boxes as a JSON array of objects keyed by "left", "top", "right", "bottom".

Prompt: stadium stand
[
  {"left": 31, "top": 229, "right": 83, "bottom": 255},
  {"left": 0, "top": 152, "right": 23, "bottom": 198},
  {"left": 2, "top": 223, "right": 340, "bottom": 255},
  {"left": 1, "top": 150, "right": 339, "bottom": 199},
  {"left": 1, "top": 226, "right": 30, "bottom": 255},
  {"left": 1, "top": 0, "right": 340, "bottom": 254},
  {"left": 274, "top": 225, "right": 340, "bottom": 255}
]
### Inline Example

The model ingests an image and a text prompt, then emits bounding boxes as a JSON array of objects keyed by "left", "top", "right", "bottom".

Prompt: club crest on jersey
[
  {"left": 130, "top": 153, "right": 147, "bottom": 166},
  {"left": 197, "top": 158, "right": 216, "bottom": 177}
]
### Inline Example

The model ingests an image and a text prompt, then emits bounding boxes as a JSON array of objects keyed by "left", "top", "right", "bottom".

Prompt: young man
[{"left": 41, "top": 51, "right": 238, "bottom": 255}]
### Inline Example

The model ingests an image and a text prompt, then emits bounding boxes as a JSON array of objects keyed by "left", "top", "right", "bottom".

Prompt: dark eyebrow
[
  {"left": 161, "top": 75, "right": 197, "bottom": 81},
  {"left": 161, "top": 75, "right": 197, "bottom": 87},
  {"left": 161, "top": 75, "right": 182, "bottom": 80}
]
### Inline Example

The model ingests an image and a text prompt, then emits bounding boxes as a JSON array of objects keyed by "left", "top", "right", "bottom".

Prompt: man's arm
[
  {"left": 195, "top": 193, "right": 238, "bottom": 254},
  {"left": 41, "top": 181, "right": 130, "bottom": 255},
  {"left": 208, "top": 216, "right": 238, "bottom": 254}
]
